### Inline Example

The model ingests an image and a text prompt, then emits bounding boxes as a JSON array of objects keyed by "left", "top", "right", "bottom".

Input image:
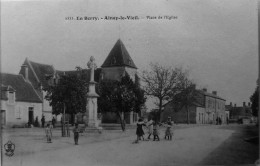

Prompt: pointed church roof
[{"left": 101, "top": 39, "right": 137, "bottom": 69}]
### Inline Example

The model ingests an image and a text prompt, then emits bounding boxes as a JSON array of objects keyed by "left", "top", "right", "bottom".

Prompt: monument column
[{"left": 86, "top": 56, "right": 99, "bottom": 127}]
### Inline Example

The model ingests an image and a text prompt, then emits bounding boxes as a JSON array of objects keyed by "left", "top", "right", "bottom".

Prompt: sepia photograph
[{"left": 1, "top": 0, "right": 259, "bottom": 165}]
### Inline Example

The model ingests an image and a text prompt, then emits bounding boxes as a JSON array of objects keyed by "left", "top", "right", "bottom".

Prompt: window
[
  {"left": 15, "top": 107, "right": 22, "bottom": 119},
  {"left": 8, "top": 92, "right": 15, "bottom": 104}
]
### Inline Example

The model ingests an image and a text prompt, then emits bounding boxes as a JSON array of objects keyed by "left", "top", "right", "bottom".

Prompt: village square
[
  {"left": 1, "top": 0, "right": 259, "bottom": 166},
  {"left": 1, "top": 38, "right": 259, "bottom": 166}
]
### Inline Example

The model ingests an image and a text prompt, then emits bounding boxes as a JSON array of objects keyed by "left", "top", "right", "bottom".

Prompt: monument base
[{"left": 87, "top": 119, "right": 99, "bottom": 128}]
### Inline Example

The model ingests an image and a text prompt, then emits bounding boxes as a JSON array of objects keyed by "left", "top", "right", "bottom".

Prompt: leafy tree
[
  {"left": 98, "top": 74, "right": 146, "bottom": 131},
  {"left": 45, "top": 68, "right": 88, "bottom": 136},
  {"left": 142, "top": 63, "right": 186, "bottom": 120},
  {"left": 250, "top": 86, "right": 259, "bottom": 117}
]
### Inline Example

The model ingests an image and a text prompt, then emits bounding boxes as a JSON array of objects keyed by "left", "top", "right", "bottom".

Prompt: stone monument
[{"left": 86, "top": 56, "right": 99, "bottom": 127}]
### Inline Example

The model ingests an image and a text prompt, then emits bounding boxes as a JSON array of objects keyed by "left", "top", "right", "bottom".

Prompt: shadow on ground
[{"left": 199, "top": 124, "right": 259, "bottom": 165}]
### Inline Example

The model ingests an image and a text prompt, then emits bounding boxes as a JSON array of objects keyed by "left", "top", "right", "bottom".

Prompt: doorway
[
  {"left": 1, "top": 110, "right": 6, "bottom": 126},
  {"left": 28, "top": 107, "right": 34, "bottom": 124}
]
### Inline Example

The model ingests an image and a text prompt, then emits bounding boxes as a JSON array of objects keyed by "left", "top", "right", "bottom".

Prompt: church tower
[{"left": 101, "top": 39, "right": 137, "bottom": 81}]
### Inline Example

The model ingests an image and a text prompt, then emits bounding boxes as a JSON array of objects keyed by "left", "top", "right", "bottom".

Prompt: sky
[{"left": 1, "top": 0, "right": 258, "bottom": 110}]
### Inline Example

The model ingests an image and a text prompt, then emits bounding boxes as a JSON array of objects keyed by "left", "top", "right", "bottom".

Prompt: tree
[
  {"left": 98, "top": 74, "right": 146, "bottom": 131},
  {"left": 142, "top": 63, "right": 185, "bottom": 120},
  {"left": 170, "top": 76, "right": 200, "bottom": 124},
  {"left": 250, "top": 86, "right": 259, "bottom": 117},
  {"left": 45, "top": 68, "right": 88, "bottom": 136}
]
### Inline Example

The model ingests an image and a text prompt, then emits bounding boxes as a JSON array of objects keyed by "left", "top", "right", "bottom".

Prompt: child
[
  {"left": 45, "top": 124, "right": 52, "bottom": 143},
  {"left": 135, "top": 118, "right": 146, "bottom": 143},
  {"left": 146, "top": 119, "right": 154, "bottom": 140},
  {"left": 165, "top": 122, "right": 173, "bottom": 140},
  {"left": 164, "top": 117, "right": 173, "bottom": 140},
  {"left": 153, "top": 121, "right": 161, "bottom": 141},
  {"left": 73, "top": 124, "right": 80, "bottom": 145}
]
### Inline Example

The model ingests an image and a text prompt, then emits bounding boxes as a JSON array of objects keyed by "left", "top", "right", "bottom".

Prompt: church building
[{"left": 16, "top": 39, "right": 139, "bottom": 125}]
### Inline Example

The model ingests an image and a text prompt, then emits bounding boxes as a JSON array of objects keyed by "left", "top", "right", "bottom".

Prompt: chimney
[
  {"left": 230, "top": 102, "right": 233, "bottom": 106},
  {"left": 21, "top": 64, "right": 28, "bottom": 81},
  {"left": 243, "top": 102, "right": 246, "bottom": 107},
  {"left": 202, "top": 88, "right": 207, "bottom": 92},
  {"left": 248, "top": 102, "right": 251, "bottom": 107},
  {"left": 212, "top": 91, "right": 217, "bottom": 95}
]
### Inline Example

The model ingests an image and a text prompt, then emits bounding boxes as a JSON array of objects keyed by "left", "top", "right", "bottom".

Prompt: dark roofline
[
  {"left": 16, "top": 99, "right": 42, "bottom": 103},
  {"left": 25, "top": 59, "right": 41, "bottom": 83},
  {"left": 102, "top": 65, "right": 138, "bottom": 69},
  {"left": 1, "top": 73, "right": 42, "bottom": 103},
  {"left": 26, "top": 58, "right": 55, "bottom": 68},
  {"left": 163, "top": 100, "right": 204, "bottom": 108},
  {"left": 197, "top": 90, "right": 226, "bottom": 101}
]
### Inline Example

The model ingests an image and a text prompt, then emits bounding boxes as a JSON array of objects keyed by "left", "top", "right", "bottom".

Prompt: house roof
[
  {"left": 101, "top": 39, "right": 137, "bottom": 69},
  {"left": 19, "top": 58, "right": 55, "bottom": 89},
  {"left": 197, "top": 90, "right": 226, "bottom": 101},
  {"left": 19, "top": 58, "right": 103, "bottom": 92},
  {"left": 1, "top": 85, "right": 9, "bottom": 100},
  {"left": 57, "top": 68, "right": 102, "bottom": 82},
  {"left": 29, "top": 60, "right": 55, "bottom": 88},
  {"left": 1, "top": 73, "right": 42, "bottom": 103}
]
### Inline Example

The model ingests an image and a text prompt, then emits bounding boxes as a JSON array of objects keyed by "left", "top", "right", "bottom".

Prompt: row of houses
[
  {"left": 225, "top": 102, "right": 253, "bottom": 123},
  {"left": 160, "top": 88, "right": 228, "bottom": 124}
]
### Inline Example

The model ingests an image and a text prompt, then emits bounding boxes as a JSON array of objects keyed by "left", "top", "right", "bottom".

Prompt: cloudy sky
[{"left": 1, "top": 0, "right": 258, "bottom": 109}]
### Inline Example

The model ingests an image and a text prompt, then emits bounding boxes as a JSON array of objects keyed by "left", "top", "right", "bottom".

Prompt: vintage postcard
[{"left": 1, "top": 0, "right": 259, "bottom": 166}]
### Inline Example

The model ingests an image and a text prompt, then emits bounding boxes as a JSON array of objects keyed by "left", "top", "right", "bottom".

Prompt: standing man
[
  {"left": 73, "top": 123, "right": 80, "bottom": 145},
  {"left": 52, "top": 117, "right": 56, "bottom": 128},
  {"left": 41, "top": 115, "right": 45, "bottom": 128}
]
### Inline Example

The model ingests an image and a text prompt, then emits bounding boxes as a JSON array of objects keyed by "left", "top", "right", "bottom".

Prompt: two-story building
[{"left": 160, "top": 88, "right": 226, "bottom": 124}]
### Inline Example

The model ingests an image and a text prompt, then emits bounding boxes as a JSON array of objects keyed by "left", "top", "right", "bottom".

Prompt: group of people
[
  {"left": 32, "top": 115, "right": 56, "bottom": 128},
  {"left": 216, "top": 117, "right": 222, "bottom": 125},
  {"left": 45, "top": 122, "right": 80, "bottom": 145},
  {"left": 135, "top": 117, "right": 173, "bottom": 143},
  {"left": 45, "top": 116, "right": 174, "bottom": 145}
]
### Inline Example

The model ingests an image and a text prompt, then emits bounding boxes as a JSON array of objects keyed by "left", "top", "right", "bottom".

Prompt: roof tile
[
  {"left": 1, "top": 73, "right": 42, "bottom": 103},
  {"left": 101, "top": 39, "right": 137, "bottom": 69}
]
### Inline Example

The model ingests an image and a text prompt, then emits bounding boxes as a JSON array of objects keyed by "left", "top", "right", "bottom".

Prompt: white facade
[
  {"left": 1, "top": 100, "right": 42, "bottom": 127},
  {"left": 42, "top": 90, "right": 54, "bottom": 122},
  {"left": 196, "top": 107, "right": 206, "bottom": 124}
]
